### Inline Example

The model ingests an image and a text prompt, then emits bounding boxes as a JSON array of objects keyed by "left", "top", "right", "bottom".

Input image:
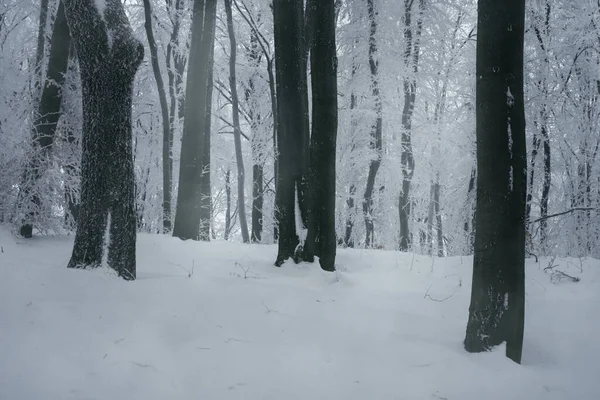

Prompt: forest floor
[{"left": 0, "top": 227, "right": 599, "bottom": 400}]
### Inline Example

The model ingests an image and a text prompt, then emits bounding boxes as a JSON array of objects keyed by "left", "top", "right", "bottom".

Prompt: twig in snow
[
  {"left": 262, "top": 301, "right": 278, "bottom": 314},
  {"left": 424, "top": 284, "right": 458, "bottom": 302}
]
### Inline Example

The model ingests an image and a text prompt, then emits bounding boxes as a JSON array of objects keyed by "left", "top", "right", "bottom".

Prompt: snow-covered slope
[{"left": 0, "top": 227, "right": 598, "bottom": 400}]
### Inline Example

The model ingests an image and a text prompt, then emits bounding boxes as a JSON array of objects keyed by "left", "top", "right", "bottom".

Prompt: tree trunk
[
  {"left": 199, "top": 28, "right": 216, "bottom": 241},
  {"left": 224, "top": 168, "right": 231, "bottom": 240},
  {"left": 464, "top": 0, "right": 526, "bottom": 364},
  {"left": 273, "top": 0, "right": 310, "bottom": 266},
  {"left": 434, "top": 176, "right": 443, "bottom": 257},
  {"left": 20, "top": 0, "right": 71, "bottom": 238},
  {"left": 305, "top": 0, "right": 337, "bottom": 271},
  {"left": 362, "top": 0, "right": 383, "bottom": 248},
  {"left": 165, "top": 0, "right": 187, "bottom": 231},
  {"left": 34, "top": 0, "right": 50, "bottom": 93},
  {"left": 173, "top": 0, "right": 217, "bottom": 241},
  {"left": 142, "top": 0, "right": 172, "bottom": 233},
  {"left": 398, "top": 0, "right": 424, "bottom": 251},
  {"left": 224, "top": 0, "right": 250, "bottom": 243},
  {"left": 245, "top": 27, "right": 265, "bottom": 243},
  {"left": 64, "top": 0, "right": 144, "bottom": 280},
  {"left": 464, "top": 165, "right": 476, "bottom": 252},
  {"left": 540, "top": 122, "right": 551, "bottom": 249}
]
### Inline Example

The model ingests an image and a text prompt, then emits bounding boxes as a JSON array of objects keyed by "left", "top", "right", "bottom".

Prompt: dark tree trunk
[
  {"left": 224, "top": 0, "right": 250, "bottom": 243},
  {"left": 464, "top": 166, "right": 476, "bottom": 252},
  {"left": 344, "top": 184, "right": 356, "bottom": 247},
  {"left": 246, "top": 27, "right": 264, "bottom": 243},
  {"left": 464, "top": 0, "right": 526, "bottom": 364},
  {"left": 540, "top": 122, "right": 551, "bottom": 248},
  {"left": 273, "top": 0, "right": 310, "bottom": 266},
  {"left": 398, "top": 0, "right": 424, "bottom": 251},
  {"left": 305, "top": 0, "right": 337, "bottom": 271},
  {"left": 224, "top": 168, "right": 232, "bottom": 240},
  {"left": 142, "top": 0, "right": 172, "bottom": 233},
  {"left": 173, "top": 0, "right": 217, "bottom": 241},
  {"left": 533, "top": 3, "right": 552, "bottom": 250},
  {"left": 20, "top": 1, "right": 71, "bottom": 238},
  {"left": 362, "top": 0, "right": 383, "bottom": 248},
  {"left": 64, "top": 0, "right": 144, "bottom": 280},
  {"left": 251, "top": 164, "right": 264, "bottom": 241},
  {"left": 434, "top": 176, "right": 443, "bottom": 257}
]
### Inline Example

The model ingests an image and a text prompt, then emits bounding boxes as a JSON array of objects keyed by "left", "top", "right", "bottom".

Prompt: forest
[{"left": 0, "top": 0, "right": 599, "bottom": 398}]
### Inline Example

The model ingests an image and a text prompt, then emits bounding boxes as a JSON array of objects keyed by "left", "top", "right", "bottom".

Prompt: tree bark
[
  {"left": 173, "top": 0, "right": 217, "bottom": 241},
  {"left": 20, "top": 0, "right": 71, "bottom": 238},
  {"left": 224, "top": 0, "right": 250, "bottom": 243},
  {"left": 142, "top": 0, "right": 172, "bottom": 233},
  {"left": 464, "top": 0, "right": 526, "bottom": 364},
  {"left": 305, "top": 0, "right": 338, "bottom": 271},
  {"left": 64, "top": 0, "right": 144, "bottom": 280},
  {"left": 273, "top": 0, "right": 310, "bottom": 265}
]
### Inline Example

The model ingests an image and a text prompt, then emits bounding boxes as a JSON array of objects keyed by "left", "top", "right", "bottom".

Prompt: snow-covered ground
[{"left": 0, "top": 227, "right": 599, "bottom": 400}]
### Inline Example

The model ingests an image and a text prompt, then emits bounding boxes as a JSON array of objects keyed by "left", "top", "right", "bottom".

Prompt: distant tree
[
  {"left": 142, "top": 0, "right": 172, "bottom": 233},
  {"left": 464, "top": 0, "right": 527, "bottom": 363},
  {"left": 362, "top": 0, "right": 382, "bottom": 248},
  {"left": 173, "top": 0, "right": 217, "bottom": 241},
  {"left": 224, "top": 0, "right": 250, "bottom": 243},
  {"left": 19, "top": 0, "right": 71, "bottom": 238},
  {"left": 64, "top": 0, "right": 144, "bottom": 280}
]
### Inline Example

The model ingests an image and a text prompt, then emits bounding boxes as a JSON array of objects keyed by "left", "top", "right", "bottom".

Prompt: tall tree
[
  {"left": 224, "top": 0, "right": 250, "bottom": 243},
  {"left": 273, "top": 0, "right": 310, "bottom": 265},
  {"left": 305, "top": 0, "right": 338, "bottom": 271},
  {"left": 398, "top": 0, "right": 424, "bottom": 251},
  {"left": 19, "top": 0, "right": 71, "bottom": 238},
  {"left": 464, "top": 0, "right": 526, "bottom": 364},
  {"left": 362, "top": 0, "right": 383, "bottom": 248},
  {"left": 64, "top": 0, "right": 144, "bottom": 280},
  {"left": 142, "top": 0, "right": 172, "bottom": 233},
  {"left": 233, "top": 0, "right": 277, "bottom": 242},
  {"left": 172, "top": 0, "right": 217, "bottom": 241}
]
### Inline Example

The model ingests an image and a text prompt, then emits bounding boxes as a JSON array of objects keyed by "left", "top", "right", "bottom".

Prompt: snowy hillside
[{"left": 0, "top": 227, "right": 598, "bottom": 400}]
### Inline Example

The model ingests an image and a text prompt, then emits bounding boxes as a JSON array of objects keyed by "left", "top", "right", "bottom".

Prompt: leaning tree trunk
[
  {"left": 142, "top": 0, "right": 172, "bottom": 233},
  {"left": 362, "top": 0, "right": 383, "bottom": 248},
  {"left": 20, "top": 0, "right": 71, "bottom": 238},
  {"left": 305, "top": 0, "right": 338, "bottom": 271},
  {"left": 273, "top": 0, "right": 310, "bottom": 266},
  {"left": 173, "top": 0, "right": 217, "bottom": 241},
  {"left": 464, "top": 0, "right": 526, "bottom": 364},
  {"left": 224, "top": 0, "right": 250, "bottom": 243},
  {"left": 64, "top": 0, "right": 144, "bottom": 280}
]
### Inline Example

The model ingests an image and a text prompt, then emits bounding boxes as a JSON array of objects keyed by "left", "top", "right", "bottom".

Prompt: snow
[
  {"left": 1, "top": 227, "right": 599, "bottom": 399},
  {"left": 94, "top": 0, "right": 106, "bottom": 20}
]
